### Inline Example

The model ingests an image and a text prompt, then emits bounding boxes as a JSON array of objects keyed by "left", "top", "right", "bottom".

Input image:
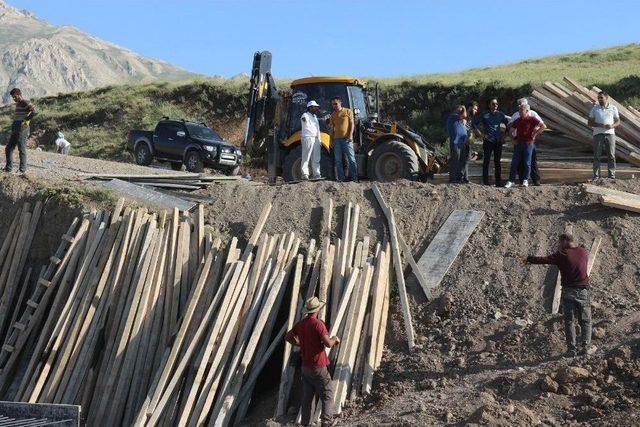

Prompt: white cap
[{"left": 307, "top": 100, "right": 320, "bottom": 108}]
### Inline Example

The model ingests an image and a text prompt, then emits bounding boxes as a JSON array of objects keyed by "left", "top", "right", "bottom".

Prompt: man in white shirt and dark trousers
[
  {"left": 300, "top": 100, "right": 322, "bottom": 180},
  {"left": 588, "top": 91, "right": 620, "bottom": 180}
]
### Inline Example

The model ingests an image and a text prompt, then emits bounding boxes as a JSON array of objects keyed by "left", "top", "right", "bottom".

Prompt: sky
[{"left": 7, "top": 0, "right": 640, "bottom": 79}]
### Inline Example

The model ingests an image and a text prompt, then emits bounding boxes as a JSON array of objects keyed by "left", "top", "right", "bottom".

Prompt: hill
[
  {"left": 0, "top": 0, "right": 194, "bottom": 103},
  {"left": 2, "top": 44, "right": 640, "bottom": 165},
  {"left": 377, "top": 44, "right": 640, "bottom": 87}
]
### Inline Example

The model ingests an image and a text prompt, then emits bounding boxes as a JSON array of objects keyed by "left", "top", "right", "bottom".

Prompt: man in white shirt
[
  {"left": 588, "top": 91, "right": 620, "bottom": 180},
  {"left": 54, "top": 131, "right": 71, "bottom": 155},
  {"left": 300, "top": 100, "right": 322, "bottom": 180}
]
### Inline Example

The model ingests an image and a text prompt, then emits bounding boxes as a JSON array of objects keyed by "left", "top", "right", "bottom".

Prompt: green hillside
[
  {"left": 377, "top": 44, "right": 640, "bottom": 87},
  {"left": 2, "top": 44, "right": 640, "bottom": 164}
]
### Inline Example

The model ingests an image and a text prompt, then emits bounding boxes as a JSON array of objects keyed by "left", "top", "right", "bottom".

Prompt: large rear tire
[
  {"left": 283, "top": 145, "right": 335, "bottom": 182},
  {"left": 135, "top": 143, "right": 152, "bottom": 166},
  {"left": 224, "top": 165, "right": 241, "bottom": 176},
  {"left": 368, "top": 140, "right": 420, "bottom": 181}
]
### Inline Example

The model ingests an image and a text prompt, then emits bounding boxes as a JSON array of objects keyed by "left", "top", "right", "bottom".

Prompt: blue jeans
[
  {"left": 508, "top": 143, "right": 534, "bottom": 182},
  {"left": 333, "top": 138, "right": 357, "bottom": 181}
]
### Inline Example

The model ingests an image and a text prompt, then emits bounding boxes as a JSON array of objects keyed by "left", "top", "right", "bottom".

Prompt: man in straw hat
[{"left": 286, "top": 297, "right": 340, "bottom": 426}]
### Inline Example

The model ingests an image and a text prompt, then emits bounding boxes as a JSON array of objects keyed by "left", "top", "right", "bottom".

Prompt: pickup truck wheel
[
  {"left": 170, "top": 162, "right": 183, "bottom": 171},
  {"left": 135, "top": 143, "right": 152, "bottom": 166},
  {"left": 185, "top": 150, "right": 204, "bottom": 173},
  {"left": 368, "top": 140, "right": 419, "bottom": 181}
]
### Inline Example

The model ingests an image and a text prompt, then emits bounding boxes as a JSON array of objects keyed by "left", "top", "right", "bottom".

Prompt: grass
[
  {"left": 39, "top": 185, "right": 118, "bottom": 208},
  {"left": 374, "top": 44, "right": 640, "bottom": 88},
  {"left": 2, "top": 44, "right": 640, "bottom": 162}
]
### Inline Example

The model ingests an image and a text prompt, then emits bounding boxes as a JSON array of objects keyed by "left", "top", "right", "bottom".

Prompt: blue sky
[{"left": 7, "top": 0, "right": 640, "bottom": 78}]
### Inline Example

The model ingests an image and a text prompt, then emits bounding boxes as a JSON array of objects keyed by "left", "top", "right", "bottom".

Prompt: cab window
[{"left": 348, "top": 86, "right": 368, "bottom": 121}]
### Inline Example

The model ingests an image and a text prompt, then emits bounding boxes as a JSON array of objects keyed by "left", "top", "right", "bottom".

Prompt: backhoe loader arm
[{"left": 243, "top": 51, "right": 280, "bottom": 151}]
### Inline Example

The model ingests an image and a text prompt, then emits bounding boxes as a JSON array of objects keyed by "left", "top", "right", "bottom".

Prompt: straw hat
[{"left": 304, "top": 296, "right": 325, "bottom": 314}]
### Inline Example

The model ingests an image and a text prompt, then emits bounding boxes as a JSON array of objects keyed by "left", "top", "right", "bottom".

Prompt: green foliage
[{"left": 39, "top": 185, "right": 117, "bottom": 208}]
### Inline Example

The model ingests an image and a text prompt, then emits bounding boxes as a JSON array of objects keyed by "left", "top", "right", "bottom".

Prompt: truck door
[{"left": 155, "top": 123, "right": 186, "bottom": 160}]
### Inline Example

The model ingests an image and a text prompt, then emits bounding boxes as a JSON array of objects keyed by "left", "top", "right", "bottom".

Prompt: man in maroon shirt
[
  {"left": 504, "top": 102, "right": 546, "bottom": 188},
  {"left": 526, "top": 233, "right": 593, "bottom": 357},
  {"left": 286, "top": 297, "right": 340, "bottom": 426}
]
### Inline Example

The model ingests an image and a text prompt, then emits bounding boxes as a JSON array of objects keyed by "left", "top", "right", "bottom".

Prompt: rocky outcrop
[{"left": 0, "top": 0, "right": 194, "bottom": 103}]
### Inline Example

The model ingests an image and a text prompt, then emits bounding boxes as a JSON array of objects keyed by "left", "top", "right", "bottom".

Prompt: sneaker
[
  {"left": 522, "top": 180, "right": 529, "bottom": 187},
  {"left": 504, "top": 181, "right": 515, "bottom": 188},
  {"left": 301, "top": 175, "right": 309, "bottom": 181}
]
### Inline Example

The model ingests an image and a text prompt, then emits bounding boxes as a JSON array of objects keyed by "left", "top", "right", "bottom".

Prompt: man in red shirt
[
  {"left": 504, "top": 102, "right": 546, "bottom": 188},
  {"left": 525, "top": 233, "right": 594, "bottom": 357},
  {"left": 286, "top": 297, "right": 340, "bottom": 426}
]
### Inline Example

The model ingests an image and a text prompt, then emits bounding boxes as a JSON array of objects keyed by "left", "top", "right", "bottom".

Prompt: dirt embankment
[
  {"left": 195, "top": 178, "right": 640, "bottom": 426},
  {"left": 0, "top": 165, "right": 639, "bottom": 425}
]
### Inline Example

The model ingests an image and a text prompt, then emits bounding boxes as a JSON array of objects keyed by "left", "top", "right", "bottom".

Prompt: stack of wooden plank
[
  {"left": 274, "top": 199, "right": 393, "bottom": 421},
  {"left": 530, "top": 77, "right": 640, "bottom": 167},
  {"left": 82, "top": 173, "right": 240, "bottom": 191},
  {"left": 0, "top": 196, "right": 403, "bottom": 426}
]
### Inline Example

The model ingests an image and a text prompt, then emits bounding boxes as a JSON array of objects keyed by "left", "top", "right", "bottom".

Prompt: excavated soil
[
  {"left": 1, "top": 152, "right": 639, "bottom": 425},
  {"left": 194, "top": 178, "right": 640, "bottom": 426}
]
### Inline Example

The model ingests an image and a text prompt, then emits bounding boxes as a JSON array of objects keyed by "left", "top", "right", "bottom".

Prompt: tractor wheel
[
  {"left": 170, "top": 162, "right": 183, "bottom": 171},
  {"left": 135, "top": 143, "right": 153, "bottom": 166},
  {"left": 283, "top": 146, "right": 303, "bottom": 182},
  {"left": 185, "top": 150, "right": 204, "bottom": 173},
  {"left": 283, "top": 145, "right": 335, "bottom": 182},
  {"left": 368, "top": 140, "right": 420, "bottom": 181}
]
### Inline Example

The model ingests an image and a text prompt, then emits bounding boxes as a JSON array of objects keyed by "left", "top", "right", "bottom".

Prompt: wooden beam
[
  {"left": 371, "top": 185, "right": 416, "bottom": 350},
  {"left": 600, "top": 194, "right": 640, "bottom": 213},
  {"left": 415, "top": 209, "right": 484, "bottom": 293}
]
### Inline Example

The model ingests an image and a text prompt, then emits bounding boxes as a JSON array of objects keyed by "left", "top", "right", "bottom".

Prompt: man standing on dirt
[
  {"left": 329, "top": 97, "right": 357, "bottom": 182},
  {"left": 447, "top": 105, "right": 468, "bottom": 183},
  {"left": 473, "top": 98, "right": 509, "bottom": 186},
  {"left": 286, "top": 297, "right": 340, "bottom": 426},
  {"left": 588, "top": 91, "right": 620, "bottom": 181},
  {"left": 510, "top": 98, "right": 543, "bottom": 186},
  {"left": 525, "top": 234, "right": 594, "bottom": 357},
  {"left": 4, "top": 88, "right": 36, "bottom": 174},
  {"left": 504, "top": 101, "right": 546, "bottom": 188},
  {"left": 300, "top": 100, "right": 322, "bottom": 180}
]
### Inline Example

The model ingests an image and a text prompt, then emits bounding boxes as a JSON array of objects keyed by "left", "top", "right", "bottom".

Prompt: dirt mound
[{"left": 195, "top": 178, "right": 640, "bottom": 425}]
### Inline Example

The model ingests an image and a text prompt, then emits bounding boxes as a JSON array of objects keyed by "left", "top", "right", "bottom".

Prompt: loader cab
[{"left": 283, "top": 77, "right": 370, "bottom": 144}]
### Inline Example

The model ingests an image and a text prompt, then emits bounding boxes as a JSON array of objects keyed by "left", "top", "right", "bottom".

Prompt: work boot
[
  {"left": 533, "top": 181, "right": 541, "bottom": 186},
  {"left": 579, "top": 345, "right": 597, "bottom": 356},
  {"left": 564, "top": 348, "right": 577, "bottom": 358}
]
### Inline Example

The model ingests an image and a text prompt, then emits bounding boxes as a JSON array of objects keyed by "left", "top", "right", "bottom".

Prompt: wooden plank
[
  {"left": 362, "top": 247, "right": 388, "bottom": 395},
  {"left": 397, "top": 231, "right": 431, "bottom": 299},
  {"left": 551, "top": 224, "right": 573, "bottom": 314},
  {"left": 583, "top": 184, "right": 640, "bottom": 202},
  {"left": 318, "top": 243, "right": 335, "bottom": 322},
  {"left": 601, "top": 194, "right": 640, "bottom": 213},
  {"left": 587, "top": 236, "right": 602, "bottom": 275},
  {"left": 275, "top": 255, "right": 304, "bottom": 419},
  {"left": 375, "top": 242, "right": 392, "bottom": 369},
  {"left": 371, "top": 185, "right": 416, "bottom": 350},
  {"left": 415, "top": 209, "right": 484, "bottom": 292}
]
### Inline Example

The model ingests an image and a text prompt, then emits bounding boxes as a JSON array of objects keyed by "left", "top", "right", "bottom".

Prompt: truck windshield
[{"left": 186, "top": 124, "right": 222, "bottom": 141}]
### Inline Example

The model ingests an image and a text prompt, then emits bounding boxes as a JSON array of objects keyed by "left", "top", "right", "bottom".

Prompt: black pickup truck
[{"left": 127, "top": 118, "right": 242, "bottom": 174}]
